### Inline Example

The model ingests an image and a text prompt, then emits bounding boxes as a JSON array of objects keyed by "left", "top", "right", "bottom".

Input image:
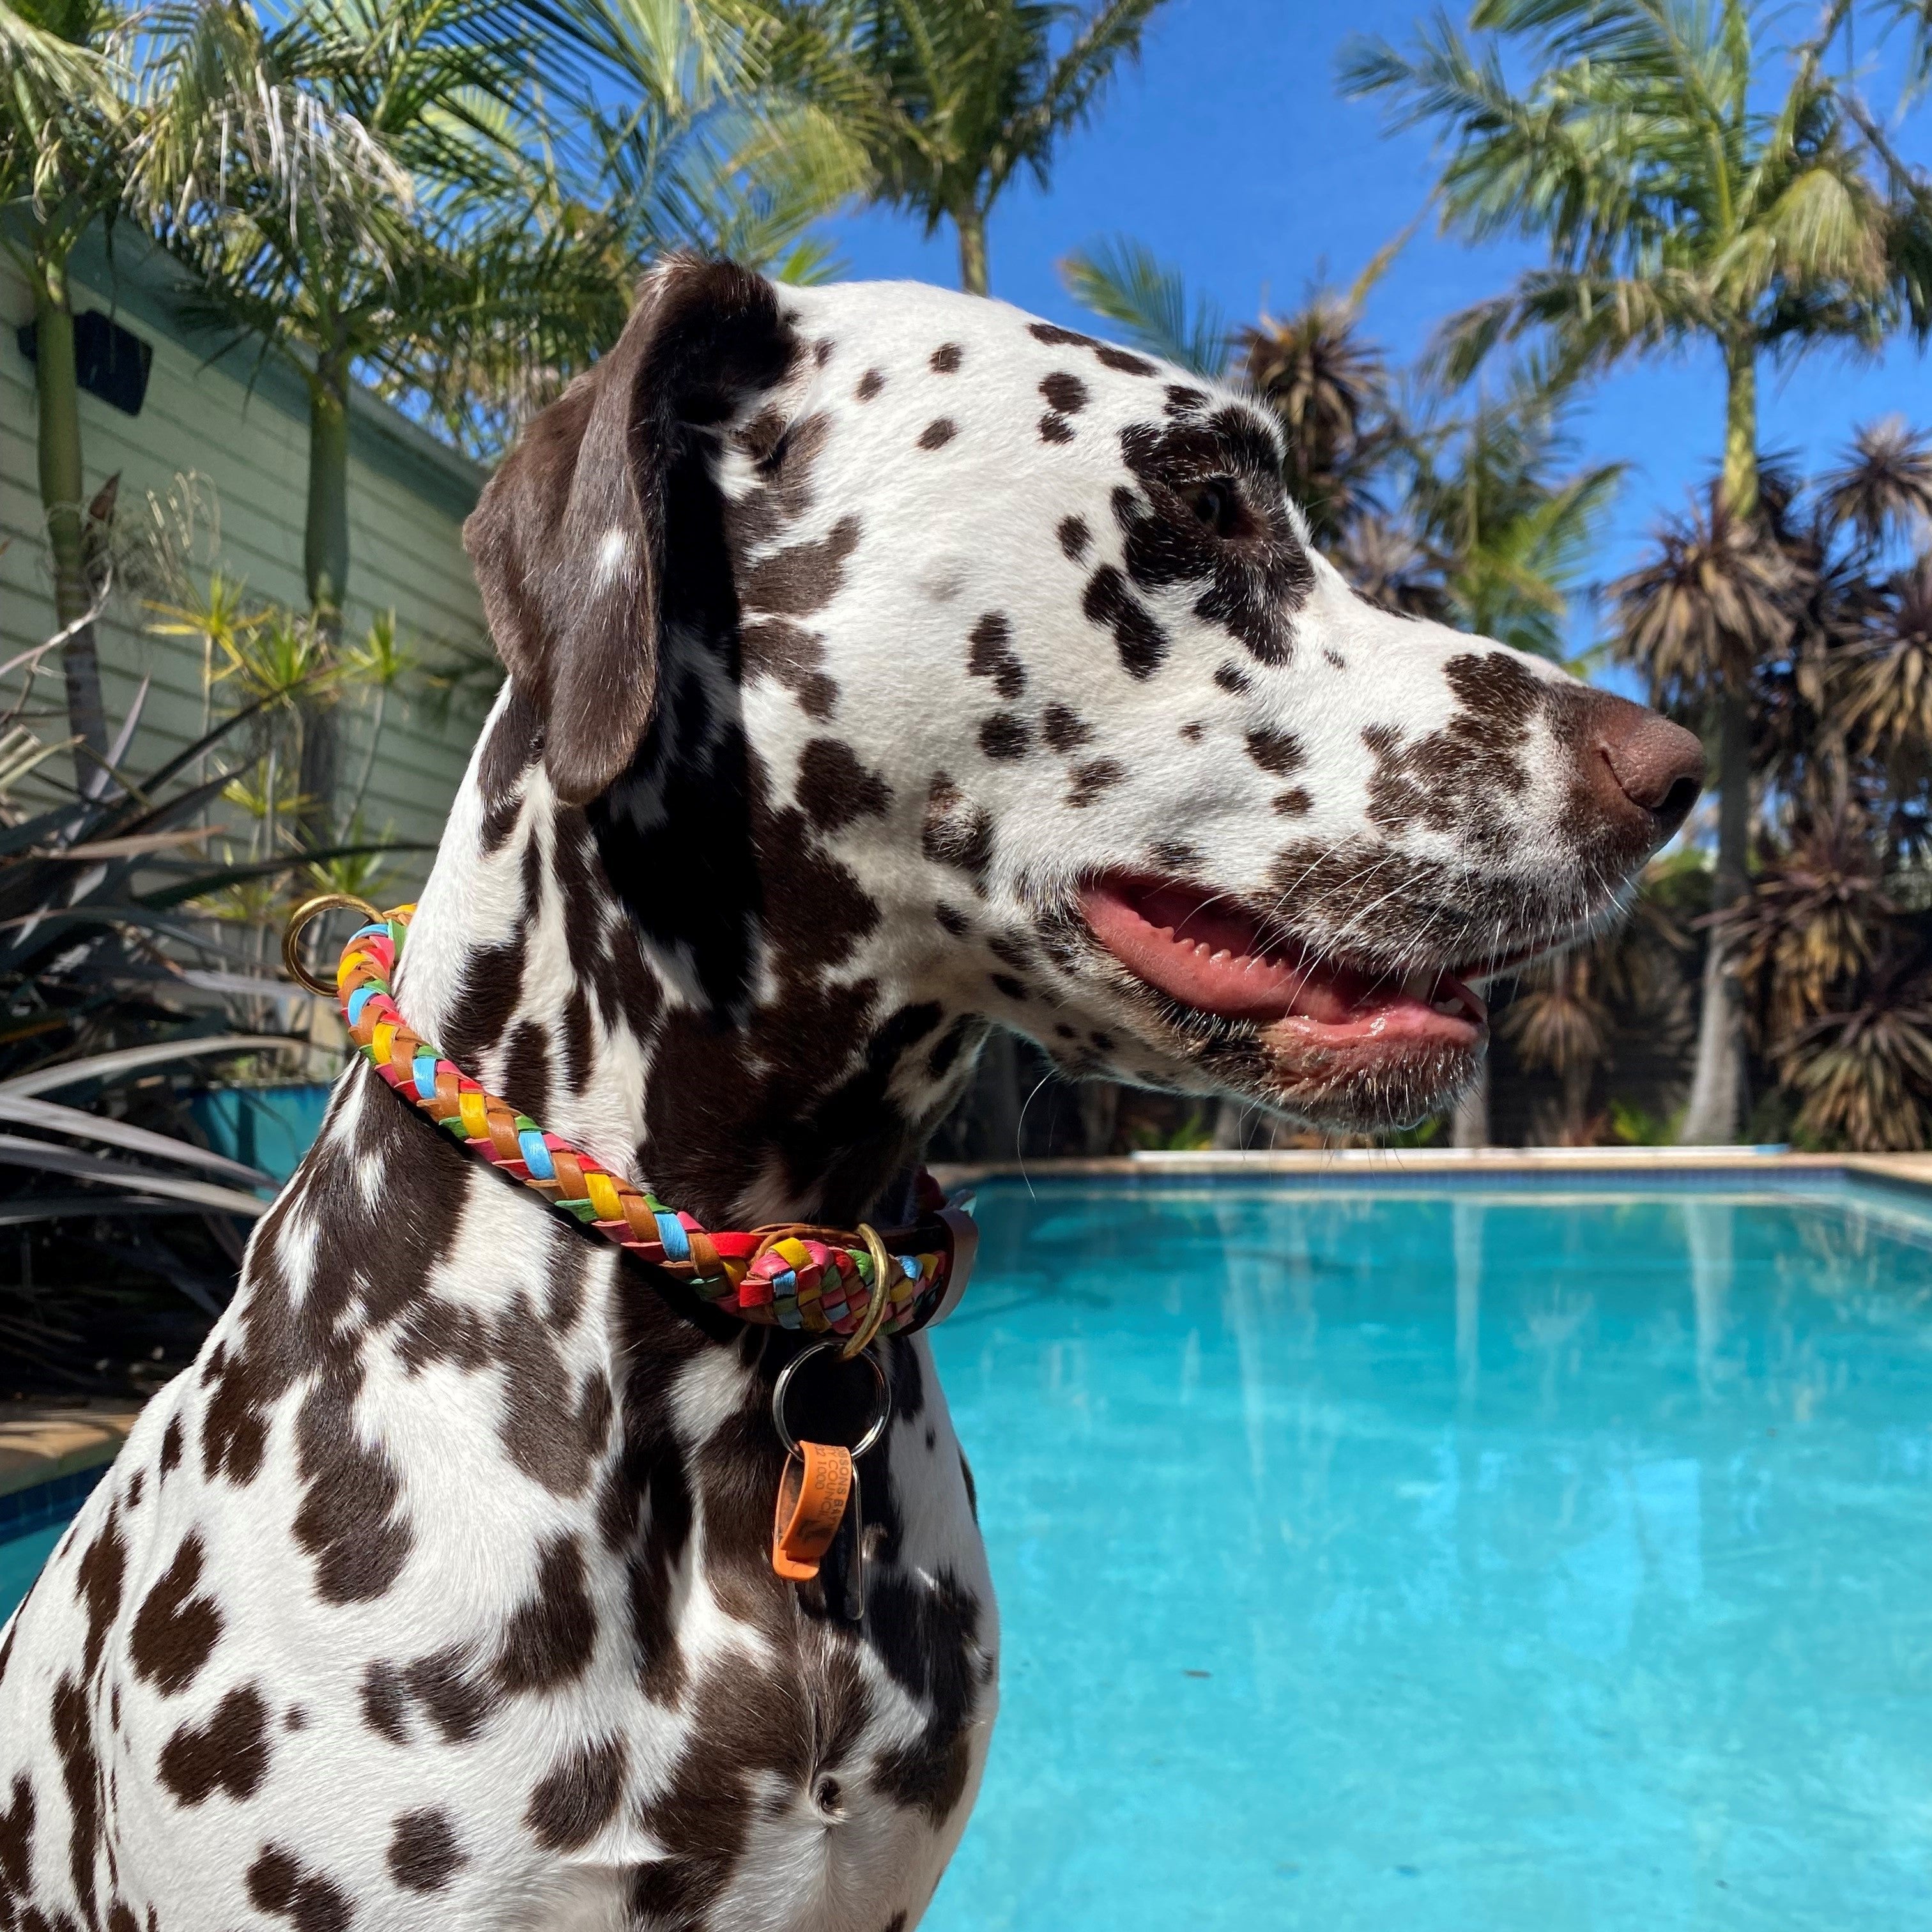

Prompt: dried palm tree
[
  {"left": 1238, "top": 290, "right": 1398, "bottom": 546},
  {"left": 1716, "top": 802, "right": 1893, "bottom": 1050},
  {"left": 1784, "top": 960, "right": 1932, "bottom": 1151},
  {"left": 1499, "top": 947, "right": 1613, "bottom": 1142},
  {"left": 1331, "top": 512, "right": 1449, "bottom": 621},
  {"left": 1841, "top": 557, "right": 1932, "bottom": 765},
  {"left": 1820, "top": 416, "right": 1932, "bottom": 556}
]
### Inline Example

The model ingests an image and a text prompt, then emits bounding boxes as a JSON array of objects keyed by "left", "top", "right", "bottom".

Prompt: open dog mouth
[{"left": 1079, "top": 875, "right": 1490, "bottom": 1052}]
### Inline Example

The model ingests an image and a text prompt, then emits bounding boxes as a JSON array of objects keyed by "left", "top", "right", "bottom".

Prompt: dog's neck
[{"left": 393, "top": 681, "right": 961, "bottom": 1233}]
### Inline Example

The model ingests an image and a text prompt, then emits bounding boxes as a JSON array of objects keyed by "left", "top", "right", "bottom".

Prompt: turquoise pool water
[
  {"left": 6, "top": 1176, "right": 1930, "bottom": 1928},
  {"left": 923, "top": 1177, "right": 1932, "bottom": 1932}
]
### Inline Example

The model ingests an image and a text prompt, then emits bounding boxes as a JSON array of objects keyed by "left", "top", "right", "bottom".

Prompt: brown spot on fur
[
  {"left": 291, "top": 1371, "right": 412, "bottom": 1604},
  {"left": 917, "top": 419, "right": 957, "bottom": 451},
  {"left": 129, "top": 1531, "right": 222, "bottom": 1697},
  {"left": 406, "top": 1646, "right": 494, "bottom": 1745},
  {"left": 742, "top": 617, "right": 839, "bottom": 720},
  {"left": 1245, "top": 728, "right": 1304, "bottom": 776},
  {"left": 494, "top": 1285, "right": 610, "bottom": 1498},
  {"left": 1039, "top": 413, "right": 1075, "bottom": 444},
  {"left": 1057, "top": 516, "right": 1091, "bottom": 561},
  {"left": 387, "top": 1808, "right": 466, "bottom": 1892},
  {"left": 930, "top": 343, "right": 963, "bottom": 373},
  {"left": 798, "top": 739, "right": 892, "bottom": 833},
  {"left": 966, "top": 613, "right": 1026, "bottom": 700},
  {"left": 855, "top": 368, "right": 885, "bottom": 401},
  {"left": 977, "top": 714, "right": 1030, "bottom": 760},
  {"left": 159, "top": 1414, "right": 183, "bottom": 1476},
  {"left": 1029, "top": 322, "right": 1101, "bottom": 350},
  {"left": 741, "top": 515, "right": 861, "bottom": 620},
  {"left": 1215, "top": 661, "right": 1250, "bottom": 695},
  {"left": 74, "top": 1503, "right": 125, "bottom": 1672},
  {"left": 1083, "top": 566, "right": 1169, "bottom": 678},
  {"left": 921, "top": 775, "right": 993, "bottom": 885},
  {"left": 360, "top": 1660, "right": 410, "bottom": 1745},
  {"left": 494, "top": 1534, "right": 597, "bottom": 1696},
  {"left": 158, "top": 1683, "right": 270, "bottom": 1805},
  {"left": 866, "top": 1568, "right": 991, "bottom": 1825},
  {"left": 0, "top": 1773, "right": 34, "bottom": 1899},
  {"left": 1041, "top": 703, "right": 1094, "bottom": 752},
  {"left": 1066, "top": 759, "right": 1125, "bottom": 806},
  {"left": 1042, "top": 371, "right": 1089, "bottom": 413},
  {"left": 247, "top": 1845, "right": 353, "bottom": 1932},
  {"left": 1274, "top": 787, "right": 1312, "bottom": 815},
  {"left": 526, "top": 1736, "right": 627, "bottom": 1851}
]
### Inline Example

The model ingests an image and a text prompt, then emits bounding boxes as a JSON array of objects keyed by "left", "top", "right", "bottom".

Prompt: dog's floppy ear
[{"left": 463, "top": 254, "right": 795, "bottom": 806}]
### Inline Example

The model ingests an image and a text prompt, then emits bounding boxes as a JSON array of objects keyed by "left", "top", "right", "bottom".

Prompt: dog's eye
[{"left": 1186, "top": 480, "right": 1239, "bottom": 537}]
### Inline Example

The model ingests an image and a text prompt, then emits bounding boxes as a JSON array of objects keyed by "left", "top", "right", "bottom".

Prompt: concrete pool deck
[
  {"left": 1, "top": 1400, "right": 143, "bottom": 1531},
  {"left": 6, "top": 1148, "right": 1931, "bottom": 1507}
]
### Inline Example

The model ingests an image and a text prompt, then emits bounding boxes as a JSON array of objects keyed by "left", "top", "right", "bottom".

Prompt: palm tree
[
  {"left": 143, "top": 0, "right": 640, "bottom": 830},
  {"left": 775, "top": 0, "right": 1170, "bottom": 295},
  {"left": 1, "top": 0, "right": 138, "bottom": 764},
  {"left": 1344, "top": 0, "right": 1932, "bottom": 1143},
  {"left": 1059, "top": 232, "right": 1225, "bottom": 374}
]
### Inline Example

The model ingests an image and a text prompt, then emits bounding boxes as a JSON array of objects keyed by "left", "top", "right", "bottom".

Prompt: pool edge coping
[
  {"left": 1, "top": 1406, "right": 142, "bottom": 1531},
  {"left": 933, "top": 1148, "right": 1932, "bottom": 1192}
]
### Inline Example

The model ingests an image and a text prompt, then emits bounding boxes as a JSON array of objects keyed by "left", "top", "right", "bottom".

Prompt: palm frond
[{"left": 1058, "top": 234, "right": 1225, "bottom": 377}]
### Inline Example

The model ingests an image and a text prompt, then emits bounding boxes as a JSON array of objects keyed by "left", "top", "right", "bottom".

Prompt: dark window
[{"left": 16, "top": 309, "right": 153, "bottom": 417}]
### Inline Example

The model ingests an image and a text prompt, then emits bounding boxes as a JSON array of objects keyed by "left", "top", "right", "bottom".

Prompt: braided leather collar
[{"left": 299, "top": 901, "right": 976, "bottom": 1344}]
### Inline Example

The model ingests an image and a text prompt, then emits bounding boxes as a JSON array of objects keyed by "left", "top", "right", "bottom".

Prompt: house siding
[{"left": 0, "top": 245, "right": 496, "bottom": 891}]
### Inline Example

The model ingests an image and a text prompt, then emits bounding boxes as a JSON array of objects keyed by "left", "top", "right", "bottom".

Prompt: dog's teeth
[
  {"left": 1211, "top": 948, "right": 1232, "bottom": 964},
  {"left": 1434, "top": 997, "right": 1463, "bottom": 1016}
]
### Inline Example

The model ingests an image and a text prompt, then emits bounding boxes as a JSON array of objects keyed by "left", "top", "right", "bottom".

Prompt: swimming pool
[
  {"left": 6, "top": 1174, "right": 1929, "bottom": 1927},
  {"left": 922, "top": 1176, "right": 1932, "bottom": 1931}
]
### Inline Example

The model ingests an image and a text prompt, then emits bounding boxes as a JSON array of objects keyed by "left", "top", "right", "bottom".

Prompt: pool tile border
[{"left": 0, "top": 1462, "right": 111, "bottom": 1540}]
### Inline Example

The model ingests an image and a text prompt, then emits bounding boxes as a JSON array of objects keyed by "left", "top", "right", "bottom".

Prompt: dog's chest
[{"left": 0, "top": 1145, "right": 997, "bottom": 1932}]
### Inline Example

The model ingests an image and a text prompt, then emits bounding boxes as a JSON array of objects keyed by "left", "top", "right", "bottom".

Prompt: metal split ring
[
  {"left": 771, "top": 1341, "right": 891, "bottom": 1459},
  {"left": 282, "top": 891, "right": 384, "bottom": 997}
]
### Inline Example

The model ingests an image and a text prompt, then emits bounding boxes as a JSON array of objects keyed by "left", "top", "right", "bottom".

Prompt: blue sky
[{"left": 820, "top": 0, "right": 1932, "bottom": 646}]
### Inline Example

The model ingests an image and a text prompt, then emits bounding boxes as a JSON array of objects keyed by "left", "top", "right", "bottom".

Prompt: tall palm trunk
[
  {"left": 1679, "top": 343, "right": 1758, "bottom": 1144},
  {"left": 33, "top": 261, "right": 110, "bottom": 767},
  {"left": 955, "top": 205, "right": 990, "bottom": 296},
  {"left": 298, "top": 343, "right": 351, "bottom": 841},
  {"left": 1453, "top": 1059, "right": 1491, "bottom": 1146}
]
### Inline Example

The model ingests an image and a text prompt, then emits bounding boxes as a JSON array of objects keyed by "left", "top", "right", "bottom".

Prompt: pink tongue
[{"left": 1081, "top": 881, "right": 1367, "bottom": 1023}]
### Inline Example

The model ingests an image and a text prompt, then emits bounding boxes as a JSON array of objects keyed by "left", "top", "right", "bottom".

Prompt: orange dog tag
[{"left": 772, "top": 1441, "right": 854, "bottom": 1581}]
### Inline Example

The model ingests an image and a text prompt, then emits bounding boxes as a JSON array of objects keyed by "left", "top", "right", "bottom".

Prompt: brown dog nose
[{"left": 1593, "top": 698, "right": 1705, "bottom": 838}]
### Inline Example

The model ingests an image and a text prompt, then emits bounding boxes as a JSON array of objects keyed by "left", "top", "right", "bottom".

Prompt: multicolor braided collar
[{"left": 285, "top": 897, "right": 976, "bottom": 1347}]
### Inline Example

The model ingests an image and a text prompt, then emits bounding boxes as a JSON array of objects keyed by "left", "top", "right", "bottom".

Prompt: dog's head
[{"left": 464, "top": 255, "right": 1701, "bottom": 1176}]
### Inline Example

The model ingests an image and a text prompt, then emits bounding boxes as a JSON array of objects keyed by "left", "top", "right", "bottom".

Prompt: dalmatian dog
[{"left": 0, "top": 256, "right": 1701, "bottom": 1931}]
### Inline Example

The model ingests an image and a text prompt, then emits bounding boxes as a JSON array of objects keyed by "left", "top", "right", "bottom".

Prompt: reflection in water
[
  {"left": 1682, "top": 1197, "right": 1735, "bottom": 1398},
  {"left": 1454, "top": 1197, "right": 1483, "bottom": 1402},
  {"left": 930, "top": 1181, "right": 1932, "bottom": 1932}
]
